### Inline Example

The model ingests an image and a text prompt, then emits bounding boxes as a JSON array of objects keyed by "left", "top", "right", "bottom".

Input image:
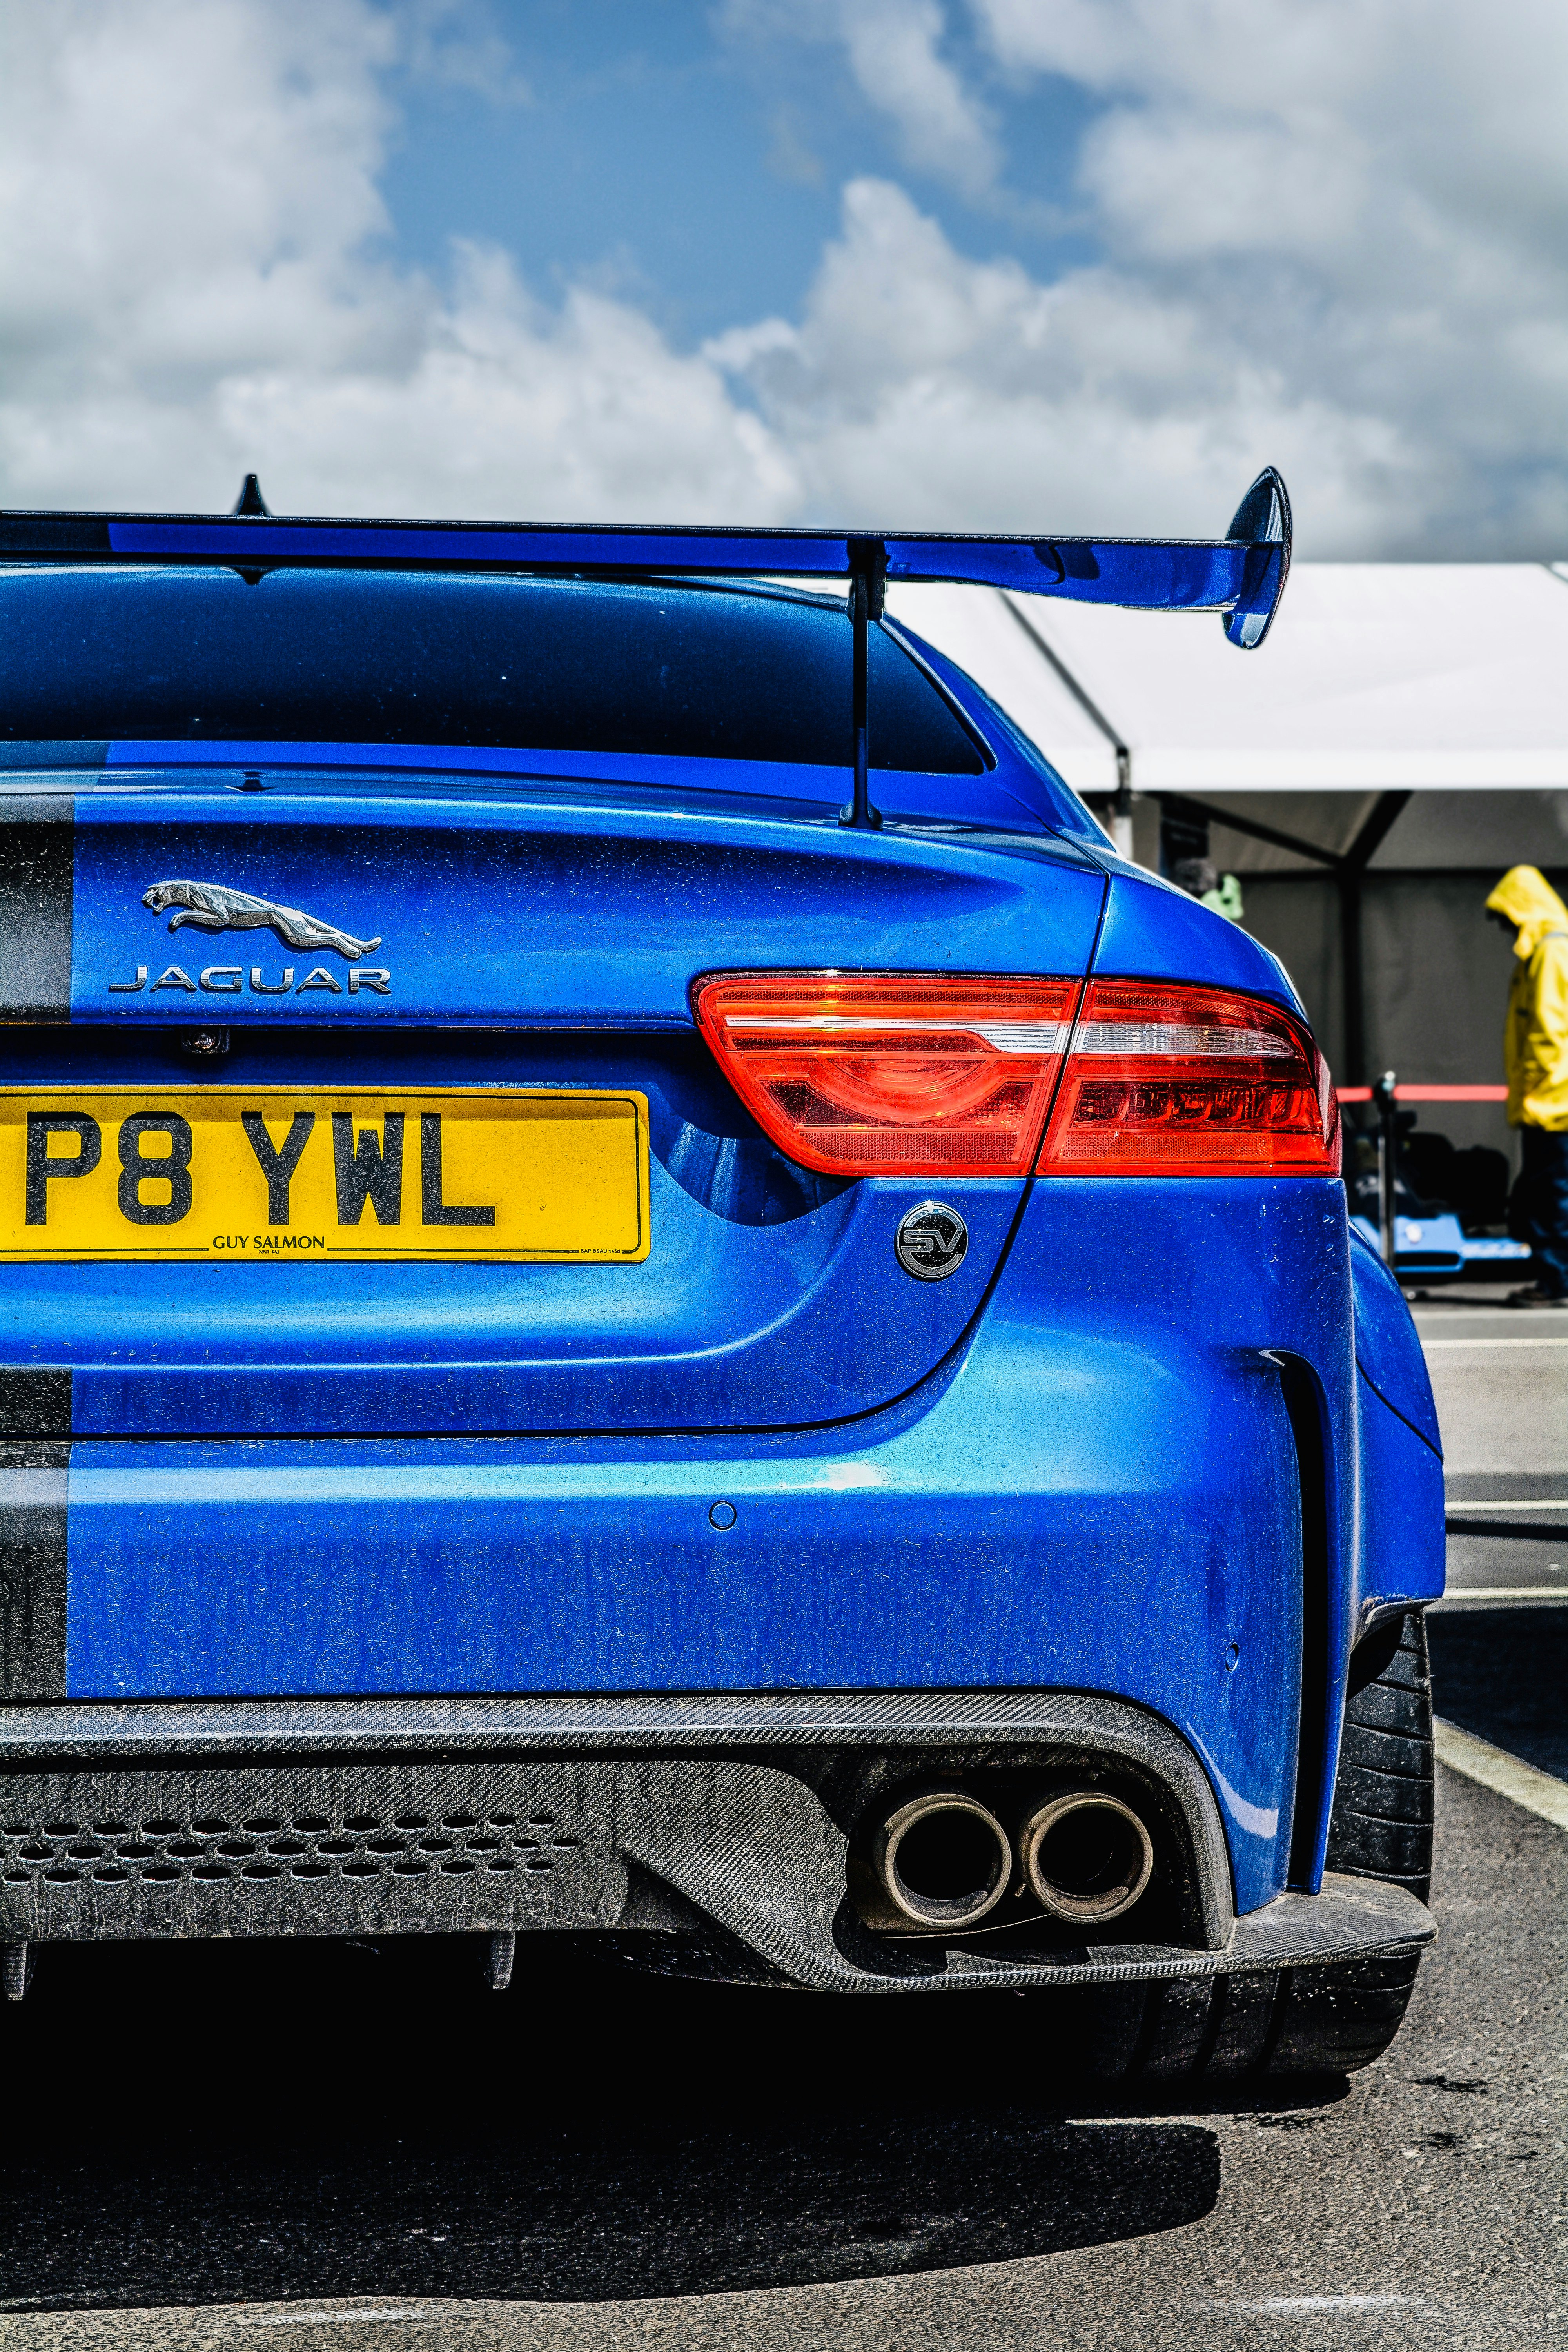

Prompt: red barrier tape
[{"left": 1335, "top": 1085, "right": 1508, "bottom": 1104}]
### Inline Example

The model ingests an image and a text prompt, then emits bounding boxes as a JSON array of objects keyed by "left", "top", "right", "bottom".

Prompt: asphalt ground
[
  {"left": 0, "top": 1289, "right": 1562, "bottom": 2348},
  {"left": 0, "top": 1753, "right": 1560, "bottom": 2352},
  {"left": 1412, "top": 1287, "right": 1568, "bottom": 1609},
  {"left": 1414, "top": 1287, "right": 1568, "bottom": 1784}
]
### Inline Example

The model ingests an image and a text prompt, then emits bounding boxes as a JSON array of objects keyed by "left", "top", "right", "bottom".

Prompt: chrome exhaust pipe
[
  {"left": 869, "top": 1786, "right": 1012, "bottom": 1930},
  {"left": 1018, "top": 1790, "right": 1154, "bottom": 1923}
]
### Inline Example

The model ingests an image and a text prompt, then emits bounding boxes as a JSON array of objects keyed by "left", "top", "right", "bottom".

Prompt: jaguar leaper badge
[
  {"left": 107, "top": 880, "right": 391, "bottom": 998},
  {"left": 143, "top": 880, "right": 380, "bottom": 960}
]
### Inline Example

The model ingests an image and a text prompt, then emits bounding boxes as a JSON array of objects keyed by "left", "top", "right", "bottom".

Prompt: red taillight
[
  {"left": 691, "top": 972, "right": 1081, "bottom": 1176},
  {"left": 1038, "top": 979, "right": 1338, "bottom": 1177}
]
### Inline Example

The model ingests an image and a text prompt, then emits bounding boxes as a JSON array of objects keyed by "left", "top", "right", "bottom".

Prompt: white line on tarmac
[
  {"left": 1438, "top": 1584, "right": 1565, "bottom": 1600},
  {"left": 1205, "top": 2296, "right": 1418, "bottom": 2313},
  {"left": 254, "top": 2316, "right": 432, "bottom": 2328},
  {"left": 1433, "top": 1717, "right": 1568, "bottom": 1828},
  {"left": 1432, "top": 1591, "right": 1568, "bottom": 1611},
  {"left": 1419, "top": 1335, "right": 1568, "bottom": 1348},
  {"left": 1446, "top": 1497, "right": 1568, "bottom": 1509}
]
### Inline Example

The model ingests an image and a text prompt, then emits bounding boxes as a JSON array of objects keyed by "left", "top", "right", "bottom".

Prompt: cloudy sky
[{"left": 3, "top": 0, "right": 1565, "bottom": 554}]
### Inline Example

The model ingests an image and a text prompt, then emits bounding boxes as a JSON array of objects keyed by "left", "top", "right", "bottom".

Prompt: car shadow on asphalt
[
  {"left": 0, "top": 1935, "right": 1224, "bottom": 2309},
  {"left": 1428, "top": 1605, "right": 1568, "bottom": 1779}
]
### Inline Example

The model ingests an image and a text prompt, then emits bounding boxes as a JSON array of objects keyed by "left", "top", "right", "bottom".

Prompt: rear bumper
[
  {"left": 1, "top": 1178, "right": 1446, "bottom": 1924},
  {"left": 0, "top": 1689, "right": 1432, "bottom": 1992}
]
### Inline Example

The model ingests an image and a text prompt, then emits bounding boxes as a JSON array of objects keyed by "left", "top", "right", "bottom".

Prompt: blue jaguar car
[{"left": 0, "top": 473, "right": 1444, "bottom": 2078}]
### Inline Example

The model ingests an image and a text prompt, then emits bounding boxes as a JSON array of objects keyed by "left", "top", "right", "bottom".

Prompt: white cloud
[
  {"left": 836, "top": 0, "right": 1000, "bottom": 199},
  {"left": 967, "top": 0, "right": 1568, "bottom": 550},
  {"left": 219, "top": 246, "right": 797, "bottom": 522},
  {"left": 720, "top": 0, "right": 1001, "bottom": 199},
  {"left": 709, "top": 177, "right": 1409, "bottom": 546},
  {"left": 0, "top": 0, "right": 1564, "bottom": 555},
  {"left": 0, "top": 0, "right": 792, "bottom": 519}
]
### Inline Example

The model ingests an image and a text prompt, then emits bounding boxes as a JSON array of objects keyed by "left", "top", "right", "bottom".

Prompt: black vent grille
[
  {"left": 2, "top": 1805, "right": 578, "bottom": 1889},
  {"left": 0, "top": 1761, "right": 617, "bottom": 1941}
]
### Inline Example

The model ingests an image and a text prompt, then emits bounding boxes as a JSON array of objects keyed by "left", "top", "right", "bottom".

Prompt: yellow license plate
[{"left": 0, "top": 1088, "right": 650, "bottom": 1262}]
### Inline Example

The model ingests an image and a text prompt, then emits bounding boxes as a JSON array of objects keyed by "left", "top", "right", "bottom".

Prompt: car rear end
[{"left": 0, "top": 532, "right": 1443, "bottom": 2068}]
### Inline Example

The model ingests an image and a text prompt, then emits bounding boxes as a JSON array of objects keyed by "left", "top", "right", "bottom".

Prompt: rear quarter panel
[{"left": 1347, "top": 1228, "right": 1445, "bottom": 1631}]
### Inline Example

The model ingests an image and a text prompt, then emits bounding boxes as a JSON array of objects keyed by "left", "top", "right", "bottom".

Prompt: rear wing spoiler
[
  {"left": 0, "top": 467, "right": 1291, "bottom": 648},
  {"left": 0, "top": 467, "right": 1290, "bottom": 828}
]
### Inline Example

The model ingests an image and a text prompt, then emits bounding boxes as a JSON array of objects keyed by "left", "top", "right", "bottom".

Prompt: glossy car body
[{"left": 0, "top": 505, "right": 1444, "bottom": 2008}]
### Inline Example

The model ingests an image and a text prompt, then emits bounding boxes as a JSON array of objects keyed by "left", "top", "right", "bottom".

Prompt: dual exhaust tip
[{"left": 867, "top": 1784, "right": 1154, "bottom": 1933}]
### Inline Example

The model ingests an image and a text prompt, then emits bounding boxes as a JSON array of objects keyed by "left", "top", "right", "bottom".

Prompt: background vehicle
[
  {"left": 1345, "top": 1103, "right": 1532, "bottom": 1281},
  {"left": 0, "top": 479, "right": 1444, "bottom": 2076}
]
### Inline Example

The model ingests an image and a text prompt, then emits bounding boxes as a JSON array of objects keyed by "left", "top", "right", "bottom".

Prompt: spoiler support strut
[{"left": 842, "top": 536, "right": 887, "bottom": 831}]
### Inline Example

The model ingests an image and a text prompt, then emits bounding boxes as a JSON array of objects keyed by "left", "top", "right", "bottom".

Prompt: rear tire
[
  {"left": 1325, "top": 1609, "right": 1434, "bottom": 1903},
  {"left": 1039, "top": 1613, "right": 1434, "bottom": 2085}
]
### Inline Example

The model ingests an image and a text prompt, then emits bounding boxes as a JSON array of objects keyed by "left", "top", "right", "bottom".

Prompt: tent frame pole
[{"left": 1337, "top": 793, "right": 1412, "bottom": 1083}]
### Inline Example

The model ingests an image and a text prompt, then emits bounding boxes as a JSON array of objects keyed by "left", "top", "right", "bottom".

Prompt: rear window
[{"left": 0, "top": 567, "right": 985, "bottom": 774}]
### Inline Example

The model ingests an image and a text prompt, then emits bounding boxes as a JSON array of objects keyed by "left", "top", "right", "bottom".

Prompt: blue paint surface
[
  {"left": 63, "top": 1179, "right": 1385, "bottom": 1917},
  {"left": 1356, "top": 1372, "right": 1446, "bottom": 1620},
  {"left": 70, "top": 780, "right": 1106, "bottom": 1029},
  {"left": 1092, "top": 867, "right": 1299, "bottom": 1005},
  {"left": 103, "top": 741, "right": 1065, "bottom": 831},
  {"left": 46, "top": 1173, "right": 1024, "bottom": 1436},
  {"left": 1348, "top": 1226, "right": 1443, "bottom": 1455}
]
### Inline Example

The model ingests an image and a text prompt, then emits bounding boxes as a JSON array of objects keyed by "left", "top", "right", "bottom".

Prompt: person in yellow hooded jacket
[{"left": 1485, "top": 865, "right": 1568, "bottom": 1306}]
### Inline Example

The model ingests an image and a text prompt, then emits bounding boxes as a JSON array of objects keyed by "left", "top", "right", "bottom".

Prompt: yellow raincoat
[{"left": 1485, "top": 866, "right": 1568, "bottom": 1130}]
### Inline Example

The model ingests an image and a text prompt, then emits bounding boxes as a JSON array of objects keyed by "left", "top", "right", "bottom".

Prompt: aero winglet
[{"left": 1221, "top": 466, "right": 1292, "bottom": 649}]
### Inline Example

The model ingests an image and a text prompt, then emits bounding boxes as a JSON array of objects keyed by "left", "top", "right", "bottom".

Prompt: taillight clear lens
[
  {"left": 1039, "top": 979, "right": 1338, "bottom": 1177},
  {"left": 691, "top": 972, "right": 1082, "bottom": 1176}
]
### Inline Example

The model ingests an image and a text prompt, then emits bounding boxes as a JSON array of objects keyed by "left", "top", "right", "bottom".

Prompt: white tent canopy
[{"left": 886, "top": 563, "right": 1568, "bottom": 800}]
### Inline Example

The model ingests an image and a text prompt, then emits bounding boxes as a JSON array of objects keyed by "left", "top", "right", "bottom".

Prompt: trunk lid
[{"left": 2, "top": 768, "right": 1105, "bottom": 1436}]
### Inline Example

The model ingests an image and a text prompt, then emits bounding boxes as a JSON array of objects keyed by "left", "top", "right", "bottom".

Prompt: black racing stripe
[
  {"left": 0, "top": 1440, "right": 71, "bottom": 1702},
  {"left": 0, "top": 1372, "right": 72, "bottom": 1439},
  {"left": 0, "top": 795, "right": 74, "bottom": 1021}
]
